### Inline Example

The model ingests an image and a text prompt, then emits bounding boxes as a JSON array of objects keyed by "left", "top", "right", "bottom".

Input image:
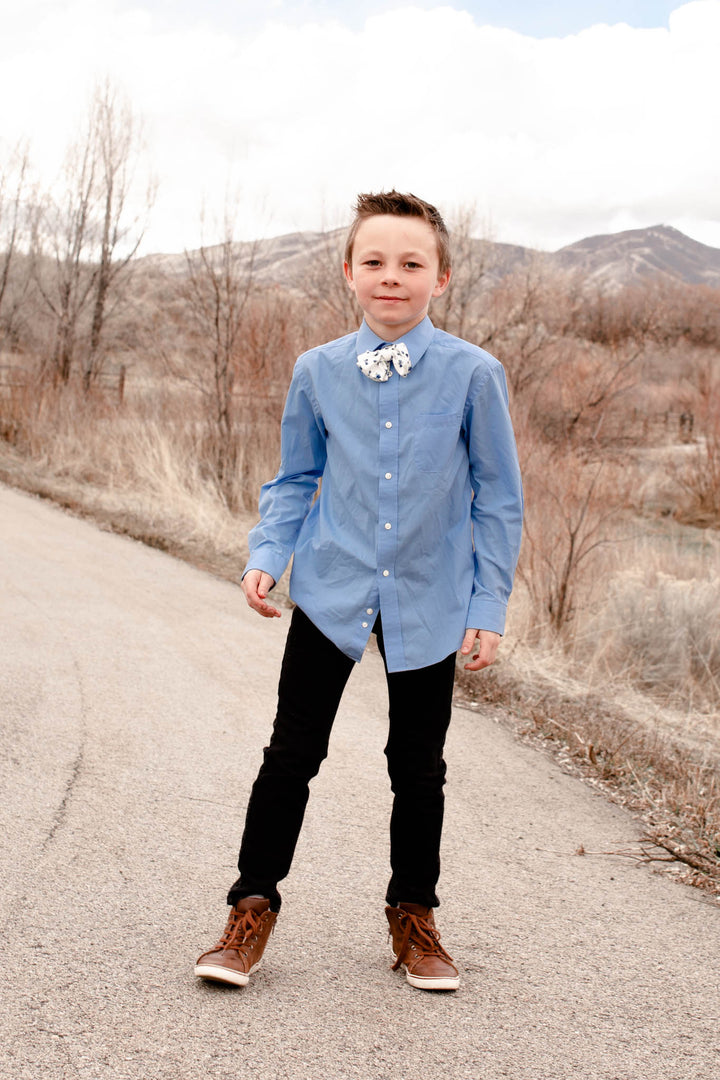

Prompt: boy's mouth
[{"left": 375, "top": 295, "right": 405, "bottom": 302}]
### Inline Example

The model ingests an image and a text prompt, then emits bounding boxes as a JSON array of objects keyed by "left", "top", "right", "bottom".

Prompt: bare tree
[
  {"left": 171, "top": 213, "right": 260, "bottom": 508},
  {"left": 32, "top": 82, "right": 149, "bottom": 386},
  {"left": 562, "top": 341, "right": 647, "bottom": 441},
  {"left": 84, "top": 81, "right": 151, "bottom": 389},
  {"left": 432, "top": 206, "right": 496, "bottom": 341},
  {"left": 0, "top": 143, "right": 33, "bottom": 353},
  {"left": 481, "top": 260, "right": 588, "bottom": 401},
  {"left": 32, "top": 133, "right": 97, "bottom": 383},
  {"left": 291, "top": 226, "right": 360, "bottom": 335}
]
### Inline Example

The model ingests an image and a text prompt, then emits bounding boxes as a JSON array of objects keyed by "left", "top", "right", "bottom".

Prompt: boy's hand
[
  {"left": 460, "top": 629, "right": 501, "bottom": 671},
  {"left": 242, "top": 569, "right": 281, "bottom": 618}
]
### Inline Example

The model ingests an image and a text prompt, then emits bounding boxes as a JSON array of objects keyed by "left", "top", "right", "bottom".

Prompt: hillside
[
  {"left": 552, "top": 225, "right": 720, "bottom": 289},
  {"left": 138, "top": 224, "right": 720, "bottom": 292}
]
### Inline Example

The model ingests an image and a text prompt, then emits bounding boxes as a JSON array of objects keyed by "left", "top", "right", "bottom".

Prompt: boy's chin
[{"left": 365, "top": 308, "right": 428, "bottom": 337}]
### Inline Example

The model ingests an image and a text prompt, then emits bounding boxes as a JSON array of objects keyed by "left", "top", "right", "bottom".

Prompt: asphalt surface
[{"left": 1, "top": 482, "right": 718, "bottom": 1080}]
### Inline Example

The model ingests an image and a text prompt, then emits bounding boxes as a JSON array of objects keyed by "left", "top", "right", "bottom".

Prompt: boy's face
[{"left": 344, "top": 214, "right": 451, "bottom": 341}]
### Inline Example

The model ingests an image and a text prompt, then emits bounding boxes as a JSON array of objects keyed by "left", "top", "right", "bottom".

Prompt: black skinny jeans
[{"left": 227, "top": 607, "right": 456, "bottom": 911}]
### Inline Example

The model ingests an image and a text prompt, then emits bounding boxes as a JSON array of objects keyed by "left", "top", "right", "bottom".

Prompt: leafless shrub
[
  {"left": 291, "top": 226, "right": 360, "bottom": 334},
  {"left": 516, "top": 416, "right": 627, "bottom": 637},
  {"left": 432, "top": 206, "right": 500, "bottom": 341},
  {"left": 589, "top": 563, "right": 720, "bottom": 710},
  {"left": 545, "top": 338, "right": 647, "bottom": 443},
  {"left": 146, "top": 228, "right": 307, "bottom": 511},
  {"left": 155, "top": 215, "right": 261, "bottom": 510},
  {"left": 672, "top": 411, "right": 720, "bottom": 527},
  {"left": 480, "top": 262, "right": 579, "bottom": 393}
]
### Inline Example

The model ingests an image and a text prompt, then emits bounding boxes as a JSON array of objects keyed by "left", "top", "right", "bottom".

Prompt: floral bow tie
[{"left": 356, "top": 342, "right": 411, "bottom": 382}]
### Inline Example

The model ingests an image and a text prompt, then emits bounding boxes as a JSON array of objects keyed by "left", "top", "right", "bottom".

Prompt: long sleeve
[
  {"left": 244, "top": 362, "right": 327, "bottom": 585},
  {"left": 464, "top": 360, "right": 524, "bottom": 634}
]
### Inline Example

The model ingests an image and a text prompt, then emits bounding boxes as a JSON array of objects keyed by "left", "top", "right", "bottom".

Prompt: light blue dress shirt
[{"left": 246, "top": 316, "right": 523, "bottom": 673}]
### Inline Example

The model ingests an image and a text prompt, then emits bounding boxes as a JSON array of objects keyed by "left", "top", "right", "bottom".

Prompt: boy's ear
[
  {"left": 432, "top": 267, "right": 451, "bottom": 298},
  {"left": 343, "top": 261, "right": 356, "bottom": 291}
]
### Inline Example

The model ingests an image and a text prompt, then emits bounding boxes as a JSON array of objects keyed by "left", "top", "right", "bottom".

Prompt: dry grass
[
  {"left": 0, "top": 380, "right": 259, "bottom": 585},
  {"left": 674, "top": 429, "right": 720, "bottom": 528},
  {"left": 587, "top": 565, "right": 720, "bottom": 713},
  {"left": 456, "top": 579, "right": 720, "bottom": 898}
]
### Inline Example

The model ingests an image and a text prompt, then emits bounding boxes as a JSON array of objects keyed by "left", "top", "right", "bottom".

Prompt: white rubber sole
[
  {"left": 194, "top": 961, "right": 260, "bottom": 987},
  {"left": 391, "top": 946, "right": 459, "bottom": 991},
  {"left": 405, "top": 969, "right": 460, "bottom": 991}
]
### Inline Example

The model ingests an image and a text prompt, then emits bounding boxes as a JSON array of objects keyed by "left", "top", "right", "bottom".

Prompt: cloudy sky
[{"left": 1, "top": 0, "right": 718, "bottom": 254}]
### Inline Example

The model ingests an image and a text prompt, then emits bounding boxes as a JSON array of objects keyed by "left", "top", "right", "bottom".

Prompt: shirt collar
[{"left": 356, "top": 315, "right": 435, "bottom": 370}]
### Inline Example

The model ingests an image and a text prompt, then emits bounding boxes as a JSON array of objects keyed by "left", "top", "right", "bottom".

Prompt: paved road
[{"left": 1, "top": 483, "right": 718, "bottom": 1080}]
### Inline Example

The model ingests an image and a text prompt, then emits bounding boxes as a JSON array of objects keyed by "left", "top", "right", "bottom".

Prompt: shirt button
[
  {"left": 382, "top": 570, "right": 390, "bottom": 577},
  {"left": 385, "top": 472, "right": 392, "bottom": 480},
  {"left": 362, "top": 621, "right": 368, "bottom": 629},
  {"left": 385, "top": 421, "right": 392, "bottom": 429},
  {"left": 384, "top": 522, "right": 392, "bottom": 530},
  {"left": 366, "top": 608, "right": 373, "bottom": 615}
]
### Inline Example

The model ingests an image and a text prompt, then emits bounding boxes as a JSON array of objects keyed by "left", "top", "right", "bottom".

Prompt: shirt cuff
[
  {"left": 242, "top": 548, "right": 290, "bottom": 588},
  {"left": 466, "top": 597, "right": 507, "bottom": 636}
]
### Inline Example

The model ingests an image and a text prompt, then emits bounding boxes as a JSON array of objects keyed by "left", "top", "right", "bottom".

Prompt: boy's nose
[{"left": 381, "top": 268, "right": 400, "bottom": 285}]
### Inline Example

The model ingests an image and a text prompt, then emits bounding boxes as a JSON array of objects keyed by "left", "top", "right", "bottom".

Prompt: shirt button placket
[{"left": 377, "top": 374, "right": 400, "bottom": 627}]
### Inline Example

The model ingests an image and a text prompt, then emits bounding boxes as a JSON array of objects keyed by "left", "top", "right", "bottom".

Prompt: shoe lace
[
  {"left": 391, "top": 909, "right": 454, "bottom": 971},
  {"left": 217, "top": 907, "right": 264, "bottom": 953}
]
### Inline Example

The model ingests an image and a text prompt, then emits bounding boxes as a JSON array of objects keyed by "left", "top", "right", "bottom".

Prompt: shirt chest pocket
[{"left": 413, "top": 412, "right": 463, "bottom": 475}]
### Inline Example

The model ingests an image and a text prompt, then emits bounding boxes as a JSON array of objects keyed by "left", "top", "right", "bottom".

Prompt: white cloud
[{"left": 0, "top": 1, "right": 718, "bottom": 252}]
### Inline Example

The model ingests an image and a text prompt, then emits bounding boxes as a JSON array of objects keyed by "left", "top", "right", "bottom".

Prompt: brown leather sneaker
[
  {"left": 195, "top": 897, "right": 277, "bottom": 987},
  {"left": 385, "top": 902, "right": 460, "bottom": 991}
]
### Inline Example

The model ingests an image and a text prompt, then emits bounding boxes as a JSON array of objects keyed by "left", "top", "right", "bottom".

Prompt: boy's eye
[
  {"left": 364, "top": 259, "right": 381, "bottom": 267},
  {"left": 405, "top": 262, "right": 421, "bottom": 269}
]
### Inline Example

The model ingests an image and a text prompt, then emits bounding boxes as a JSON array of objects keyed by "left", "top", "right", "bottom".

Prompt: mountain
[
  {"left": 551, "top": 225, "right": 720, "bottom": 289},
  {"left": 139, "top": 224, "right": 720, "bottom": 292},
  {"left": 138, "top": 229, "right": 346, "bottom": 285}
]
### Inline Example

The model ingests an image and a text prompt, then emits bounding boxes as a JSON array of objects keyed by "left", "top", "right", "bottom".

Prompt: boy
[{"left": 195, "top": 191, "right": 523, "bottom": 992}]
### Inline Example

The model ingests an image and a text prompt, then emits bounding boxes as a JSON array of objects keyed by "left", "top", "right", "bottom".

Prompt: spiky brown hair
[{"left": 344, "top": 190, "right": 451, "bottom": 276}]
